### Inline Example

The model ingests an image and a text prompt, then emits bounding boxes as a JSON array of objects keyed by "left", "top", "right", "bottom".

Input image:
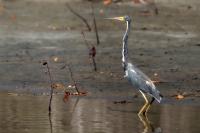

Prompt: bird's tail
[{"left": 153, "top": 93, "right": 163, "bottom": 103}]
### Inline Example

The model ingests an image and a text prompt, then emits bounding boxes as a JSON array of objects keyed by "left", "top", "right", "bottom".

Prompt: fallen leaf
[
  {"left": 0, "top": 3, "right": 5, "bottom": 14},
  {"left": 152, "top": 80, "right": 161, "bottom": 84},
  {"left": 113, "top": 100, "right": 132, "bottom": 104},
  {"left": 53, "top": 57, "right": 58, "bottom": 62},
  {"left": 63, "top": 91, "right": 70, "bottom": 103},
  {"left": 154, "top": 73, "right": 158, "bottom": 76},
  {"left": 47, "top": 25, "right": 57, "bottom": 30},
  {"left": 99, "top": 9, "right": 104, "bottom": 15},
  {"left": 103, "top": 0, "right": 112, "bottom": 5},
  {"left": 70, "top": 91, "right": 87, "bottom": 96},
  {"left": 132, "top": 0, "right": 142, "bottom": 4},
  {"left": 133, "top": 0, "right": 153, "bottom": 4},
  {"left": 10, "top": 14, "right": 17, "bottom": 22},
  {"left": 7, "top": 93, "right": 18, "bottom": 96},
  {"left": 176, "top": 94, "right": 184, "bottom": 100},
  {"left": 68, "top": 85, "right": 72, "bottom": 88},
  {"left": 52, "top": 83, "right": 65, "bottom": 90}
]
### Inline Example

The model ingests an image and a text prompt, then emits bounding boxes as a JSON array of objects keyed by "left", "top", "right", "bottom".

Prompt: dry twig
[
  {"left": 42, "top": 61, "right": 54, "bottom": 115},
  {"left": 81, "top": 31, "right": 97, "bottom": 71},
  {"left": 66, "top": 3, "right": 91, "bottom": 31},
  {"left": 91, "top": 2, "right": 100, "bottom": 45}
]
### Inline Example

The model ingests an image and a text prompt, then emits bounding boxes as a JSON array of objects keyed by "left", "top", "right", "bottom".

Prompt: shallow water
[{"left": 0, "top": 93, "right": 199, "bottom": 133}]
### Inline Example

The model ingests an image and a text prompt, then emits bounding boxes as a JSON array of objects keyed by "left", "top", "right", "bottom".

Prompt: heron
[{"left": 106, "top": 16, "right": 163, "bottom": 115}]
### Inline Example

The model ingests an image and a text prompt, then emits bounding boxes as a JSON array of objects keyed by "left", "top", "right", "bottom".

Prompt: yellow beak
[{"left": 105, "top": 16, "right": 125, "bottom": 21}]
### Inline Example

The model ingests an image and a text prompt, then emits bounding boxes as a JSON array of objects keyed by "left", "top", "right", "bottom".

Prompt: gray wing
[{"left": 126, "top": 63, "right": 162, "bottom": 102}]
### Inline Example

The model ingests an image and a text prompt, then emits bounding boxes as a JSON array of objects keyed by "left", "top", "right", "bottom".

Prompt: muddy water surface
[{"left": 0, "top": 93, "right": 199, "bottom": 133}]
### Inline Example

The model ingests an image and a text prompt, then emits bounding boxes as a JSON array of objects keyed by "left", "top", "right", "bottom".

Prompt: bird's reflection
[{"left": 138, "top": 114, "right": 162, "bottom": 133}]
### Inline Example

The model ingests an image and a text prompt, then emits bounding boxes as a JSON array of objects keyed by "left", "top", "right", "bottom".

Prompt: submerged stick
[
  {"left": 48, "top": 113, "right": 53, "bottom": 133},
  {"left": 61, "top": 63, "right": 87, "bottom": 97},
  {"left": 91, "top": 2, "right": 100, "bottom": 45},
  {"left": 43, "top": 61, "right": 54, "bottom": 115},
  {"left": 154, "top": 7, "right": 159, "bottom": 15},
  {"left": 81, "top": 31, "right": 90, "bottom": 49},
  {"left": 89, "top": 46, "right": 97, "bottom": 71},
  {"left": 67, "top": 64, "right": 80, "bottom": 93},
  {"left": 72, "top": 97, "right": 80, "bottom": 112},
  {"left": 66, "top": 3, "right": 91, "bottom": 31},
  {"left": 91, "top": 56, "right": 97, "bottom": 71},
  {"left": 81, "top": 31, "right": 97, "bottom": 71}
]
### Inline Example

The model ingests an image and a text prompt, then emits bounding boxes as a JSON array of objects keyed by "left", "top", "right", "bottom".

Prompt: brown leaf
[
  {"left": 7, "top": 93, "right": 18, "bottom": 96},
  {"left": 103, "top": 0, "right": 112, "bottom": 5},
  {"left": 132, "top": 0, "right": 142, "bottom": 4},
  {"left": 52, "top": 83, "right": 65, "bottom": 90},
  {"left": 0, "top": 3, "right": 5, "bottom": 14},
  {"left": 176, "top": 94, "right": 184, "bottom": 100},
  {"left": 70, "top": 91, "right": 87, "bottom": 96},
  {"left": 10, "top": 14, "right": 17, "bottom": 22},
  {"left": 99, "top": 9, "right": 104, "bottom": 15},
  {"left": 53, "top": 57, "right": 59, "bottom": 62},
  {"left": 63, "top": 91, "right": 70, "bottom": 103}
]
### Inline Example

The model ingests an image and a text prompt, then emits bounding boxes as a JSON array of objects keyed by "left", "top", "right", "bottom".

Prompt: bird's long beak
[{"left": 105, "top": 16, "right": 125, "bottom": 21}]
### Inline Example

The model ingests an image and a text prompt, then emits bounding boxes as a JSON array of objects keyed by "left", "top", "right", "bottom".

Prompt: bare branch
[
  {"left": 66, "top": 3, "right": 91, "bottom": 31},
  {"left": 67, "top": 64, "right": 80, "bottom": 93},
  {"left": 81, "top": 31, "right": 97, "bottom": 71},
  {"left": 91, "top": 2, "right": 100, "bottom": 45},
  {"left": 42, "top": 61, "right": 54, "bottom": 115},
  {"left": 92, "top": 56, "right": 97, "bottom": 71},
  {"left": 81, "top": 31, "right": 90, "bottom": 49}
]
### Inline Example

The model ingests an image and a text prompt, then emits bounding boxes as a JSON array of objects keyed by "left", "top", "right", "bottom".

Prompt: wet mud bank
[{"left": 0, "top": 0, "right": 199, "bottom": 103}]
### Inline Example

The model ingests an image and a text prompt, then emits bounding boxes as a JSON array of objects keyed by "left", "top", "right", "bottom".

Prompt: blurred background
[{"left": 0, "top": 0, "right": 199, "bottom": 133}]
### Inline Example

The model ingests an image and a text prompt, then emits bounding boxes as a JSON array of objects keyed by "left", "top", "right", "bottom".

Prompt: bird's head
[{"left": 105, "top": 15, "right": 131, "bottom": 22}]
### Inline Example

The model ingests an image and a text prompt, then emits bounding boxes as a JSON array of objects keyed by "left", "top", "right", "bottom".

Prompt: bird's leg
[
  {"left": 144, "top": 98, "right": 155, "bottom": 132},
  {"left": 138, "top": 111, "right": 155, "bottom": 133},
  {"left": 138, "top": 96, "right": 155, "bottom": 132},
  {"left": 144, "top": 97, "right": 155, "bottom": 116},
  {"left": 138, "top": 114, "right": 149, "bottom": 133},
  {"left": 138, "top": 90, "right": 149, "bottom": 116}
]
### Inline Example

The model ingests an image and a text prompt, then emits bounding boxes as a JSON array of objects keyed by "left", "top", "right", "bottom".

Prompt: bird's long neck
[{"left": 122, "top": 20, "right": 130, "bottom": 71}]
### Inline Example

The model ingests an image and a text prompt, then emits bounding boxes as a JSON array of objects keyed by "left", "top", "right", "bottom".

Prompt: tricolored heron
[{"left": 106, "top": 16, "right": 162, "bottom": 115}]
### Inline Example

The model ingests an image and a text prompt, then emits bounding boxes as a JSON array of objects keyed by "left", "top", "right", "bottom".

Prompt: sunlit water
[{"left": 0, "top": 93, "right": 199, "bottom": 133}]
